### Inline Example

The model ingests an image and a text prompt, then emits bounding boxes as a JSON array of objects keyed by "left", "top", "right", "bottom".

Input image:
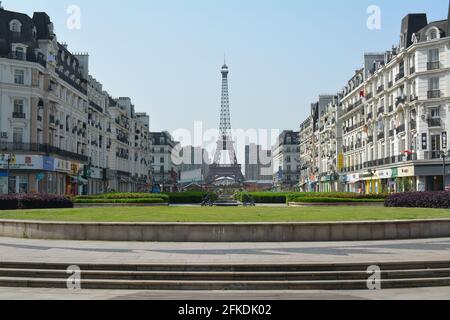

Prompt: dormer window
[
  {"left": 14, "top": 47, "right": 25, "bottom": 60},
  {"left": 426, "top": 27, "right": 440, "bottom": 41},
  {"left": 9, "top": 20, "right": 22, "bottom": 33}
]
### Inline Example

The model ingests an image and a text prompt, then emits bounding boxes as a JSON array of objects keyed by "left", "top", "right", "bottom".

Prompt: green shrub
[
  {"left": 292, "top": 197, "right": 385, "bottom": 203},
  {"left": 76, "top": 193, "right": 169, "bottom": 202},
  {"left": 235, "top": 192, "right": 292, "bottom": 204},
  {"left": 163, "top": 192, "right": 218, "bottom": 204},
  {"left": 74, "top": 198, "right": 165, "bottom": 204},
  {"left": 236, "top": 192, "right": 387, "bottom": 204}
]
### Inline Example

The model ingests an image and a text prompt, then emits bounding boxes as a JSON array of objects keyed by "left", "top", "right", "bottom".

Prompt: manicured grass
[{"left": 0, "top": 206, "right": 449, "bottom": 223}]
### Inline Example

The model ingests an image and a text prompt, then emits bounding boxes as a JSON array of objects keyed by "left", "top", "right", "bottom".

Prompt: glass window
[
  {"left": 19, "top": 176, "right": 29, "bottom": 194},
  {"left": 429, "top": 29, "right": 438, "bottom": 40},
  {"left": 428, "top": 48, "right": 439, "bottom": 62},
  {"left": 10, "top": 21, "right": 21, "bottom": 32},
  {"left": 430, "top": 108, "right": 440, "bottom": 118},
  {"left": 8, "top": 176, "right": 16, "bottom": 194},
  {"left": 13, "top": 128, "right": 23, "bottom": 144},
  {"left": 14, "top": 69, "right": 24, "bottom": 84},
  {"left": 13, "top": 99, "right": 24, "bottom": 114},
  {"left": 429, "top": 77, "right": 439, "bottom": 91}
]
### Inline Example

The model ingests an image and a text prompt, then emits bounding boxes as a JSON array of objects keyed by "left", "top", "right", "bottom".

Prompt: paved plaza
[
  {"left": 0, "top": 237, "right": 450, "bottom": 299},
  {"left": 0, "top": 237, "right": 450, "bottom": 265},
  {"left": 0, "top": 287, "right": 449, "bottom": 300}
]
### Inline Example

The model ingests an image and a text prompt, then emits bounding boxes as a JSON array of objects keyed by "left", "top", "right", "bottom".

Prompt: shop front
[
  {"left": 377, "top": 168, "right": 396, "bottom": 194},
  {"left": 0, "top": 155, "right": 55, "bottom": 194},
  {"left": 54, "top": 158, "right": 86, "bottom": 196},
  {"left": 415, "top": 164, "right": 450, "bottom": 192},
  {"left": 395, "top": 166, "right": 416, "bottom": 193},
  {"left": 361, "top": 171, "right": 381, "bottom": 195},
  {"left": 345, "top": 173, "right": 362, "bottom": 193},
  {"left": 88, "top": 167, "right": 106, "bottom": 195}
]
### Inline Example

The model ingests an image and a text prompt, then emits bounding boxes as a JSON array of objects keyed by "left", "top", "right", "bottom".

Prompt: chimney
[
  {"left": 447, "top": 0, "right": 450, "bottom": 36},
  {"left": 400, "top": 13, "right": 428, "bottom": 49}
]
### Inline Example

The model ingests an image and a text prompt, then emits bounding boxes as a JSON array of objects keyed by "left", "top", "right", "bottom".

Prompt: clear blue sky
[{"left": 6, "top": 0, "right": 450, "bottom": 134}]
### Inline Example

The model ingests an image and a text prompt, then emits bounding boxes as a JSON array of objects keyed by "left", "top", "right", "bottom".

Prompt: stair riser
[
  {"left": 2, "top": 263, "right": 450, "bottom": 272},
  {"left": 1, "top": 279, "right": 450, "bottom": 291},
  {"left": 2, "top": 271, "right": 450, "bottom": 281}
]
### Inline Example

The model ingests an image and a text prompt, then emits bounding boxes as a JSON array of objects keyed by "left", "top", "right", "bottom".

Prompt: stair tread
[
  {"left": 2, "top": 277, "right": 450, "bottom": 283},
  {"left": 2, "top": 268, "right": 450, "bottom": 275}
]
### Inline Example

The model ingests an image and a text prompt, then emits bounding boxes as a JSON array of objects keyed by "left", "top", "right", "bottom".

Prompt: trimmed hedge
[
  {"left": 76, "top": 192, "right": 169, "bottom": 202},
  {"left": 235, "top": 192, "right": 292, "bottom": 204},
  {"left": 292, "top": 197, "right": 385, "bottom": 203},
  {"left": 236, "top": 192, "right": 387, "bottom": 204},
  {"left": 75, "top": 192, "right": 217, "bottom": 204},
  {"left": 74, "top": 198, "right": 165, "bottom": 204},
  {"left": 163, "top": 192, "right": 218, "bottom": 204},
  {"left": 385, "top": 192, "right": 450, "bottom": 209},
  {"left": 0, "top": 194, "right": 73, "bottom": 210}
]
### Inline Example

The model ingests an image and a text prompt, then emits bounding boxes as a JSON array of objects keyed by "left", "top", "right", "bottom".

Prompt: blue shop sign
[
  {"left": 43, "top": 156, "right": 55, "bottom": 171},
  {"left": 0, "top": 171, "right": 7, "bottom": 177}
]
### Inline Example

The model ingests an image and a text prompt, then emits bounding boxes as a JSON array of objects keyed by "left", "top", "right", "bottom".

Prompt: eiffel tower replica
[{"left": 206, "top": 62, "right": 244, "bottom": 186}]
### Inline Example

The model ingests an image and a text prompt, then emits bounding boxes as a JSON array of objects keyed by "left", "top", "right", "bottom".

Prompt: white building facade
[{"left": 0, "top": 7, "right": 152, "bottom": 195}]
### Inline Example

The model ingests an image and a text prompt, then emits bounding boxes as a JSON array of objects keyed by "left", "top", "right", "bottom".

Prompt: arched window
[
  {"left": 9, "top": 20, "right": 22, "bottom": 32},
  {"left": 426, "top": 27, "right": 440, "bottom": 41}
]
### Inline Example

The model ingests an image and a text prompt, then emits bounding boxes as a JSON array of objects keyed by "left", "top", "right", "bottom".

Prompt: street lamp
[
  {"left": 1, "top": 153, "right": 16, "bottom": 194},
  {"left": 440, "top": 150, "right": 450, "bottom": 192},
  {"left": 368, "top": 169, "right": 376, "bottom": 194}
]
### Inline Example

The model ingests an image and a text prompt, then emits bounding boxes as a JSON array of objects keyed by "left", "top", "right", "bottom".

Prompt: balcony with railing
[
  {"left": 388, "top": 81, "right": 393, "bottom": 88},
  {"left": 410, "top": 66, "right": 415, "bottom": 74},
  {"left": 395, "top": 72, "right": 404, "bottom": 82},
  {"left": 367, "top": 112, "right": 373, "bottom": 120},
  {"left": 424, "top": 151, "right": 443, "bottom": 160},
  {"left": 397, "top": 124, "right": 406, "bottom": 134},
  {"left": 367, "top": 136, "right": 374, "bottom": 144},
  {"left": 366, "top": 92, "right": 373, "bottom": 100},
  {"left": 410, "top": 120, "right": 417, "bottom": 130},
  {"left": 377, "top": 132, "right": 385, "bottom": 141},
  {"left": 428, "top": 118, "right": 441, "bottom": 128},
  {"left": 5, "top": 52, "right": 47, "bottom": 68},
  {"left": 12, "top": 112, "right": 25, "bottom": 119},
  {"left": 427, "top": 90, "right": 440, "bottom": 99},
  {"left": 388, "top": 105, "right": 394, "bottom": 113},
  {"left": 389, "top": 129, "right": 394, "bottom": 137},
  {"left": 0, "top": 143, "right": 88, "bottom": 163},
  {"left": 396, "top": 96, "right": 406, "bottom": 107},
  {"left": 377, "top": 85, "right": 384, "bottom": 94},
  {"left": 377, "top": 107, "right": 385, "bottom": 116},
  {"left": 427, "top": 61, "right": 440, "bottom": 71}
]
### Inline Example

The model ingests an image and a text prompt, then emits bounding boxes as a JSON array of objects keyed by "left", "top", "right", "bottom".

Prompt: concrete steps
[{"left": 0, "top": 261, "right": 449, "bottom": 290}]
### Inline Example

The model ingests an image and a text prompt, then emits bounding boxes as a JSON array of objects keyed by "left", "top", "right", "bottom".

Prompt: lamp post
[
  {"left": 441, "top": 150, "right": 450, "bottom": 192},
  {"left": 368, "top": 169, "right": 376, "bottom": 194},
  {"left": 2, "top": 153, "right": 16, "bottom": 194}
]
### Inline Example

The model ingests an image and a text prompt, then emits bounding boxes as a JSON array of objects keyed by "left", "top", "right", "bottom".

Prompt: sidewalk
[
  {"left": 0, "top": 287, "right": 449, "bottom": 300},
  {"left": 0, "top": 237, "right": 449, "bottom": 265}
]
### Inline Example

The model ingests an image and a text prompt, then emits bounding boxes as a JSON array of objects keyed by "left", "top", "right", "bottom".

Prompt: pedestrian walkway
[
  {"left": 0, "top": 287, "right": 449, "bottom": 300},
  {"left": 0, "top": 237, "right": 449, "bottom": 265}
]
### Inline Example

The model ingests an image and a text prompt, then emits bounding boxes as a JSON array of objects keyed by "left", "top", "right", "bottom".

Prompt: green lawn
[{"left": 0, "top": 206, "right": 449, "bottom": 223}]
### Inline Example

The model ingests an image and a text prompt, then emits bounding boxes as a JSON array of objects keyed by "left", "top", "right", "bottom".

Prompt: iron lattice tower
[{"left": 214, "top": 63, "right": 238, "bottom": 165}]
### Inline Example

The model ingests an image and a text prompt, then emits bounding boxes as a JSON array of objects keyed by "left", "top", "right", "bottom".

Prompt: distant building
[
  {"left": 272, "top": 131, "right": 300, "bottom": 190},
  {"left": 245, "top": 144, "right": 272, "bottom": 181},
  {"left": 150, "top": 131, "right": 180, "bottom": 192},
  {"left": 178, "top": 146, "right": 210, "bottom": 188}
]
